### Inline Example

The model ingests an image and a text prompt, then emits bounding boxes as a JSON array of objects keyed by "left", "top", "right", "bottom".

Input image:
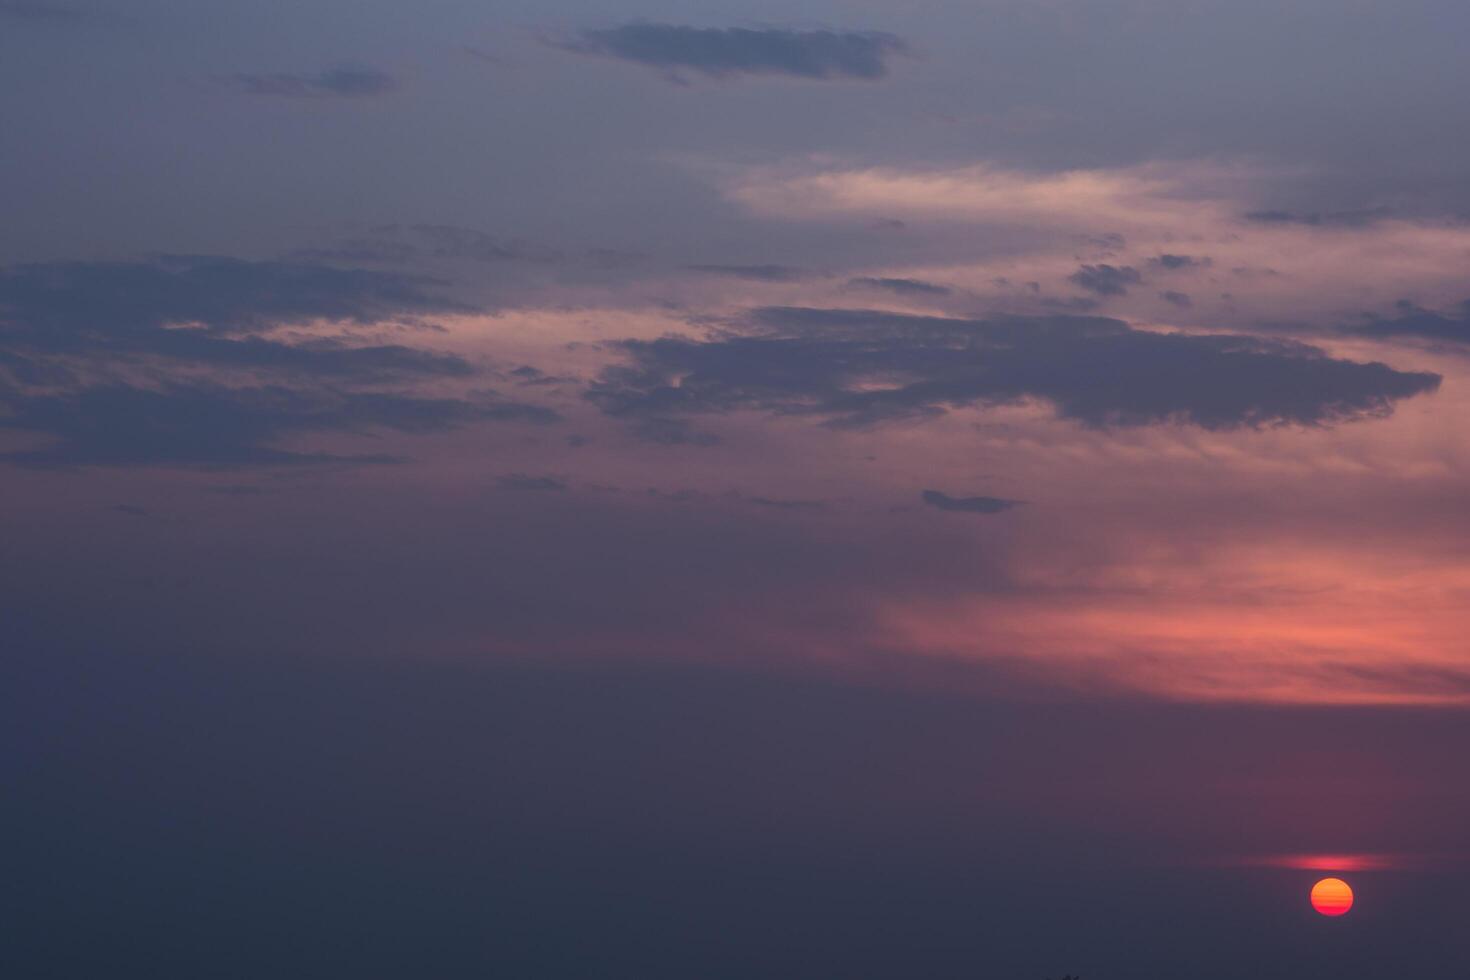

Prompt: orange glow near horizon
[
  {"left": 1311, "top": 878, "right": 1354, "bottom": 917},
  {"left": 1250, "top": 854, "right": 1401, "bottom": 872}
]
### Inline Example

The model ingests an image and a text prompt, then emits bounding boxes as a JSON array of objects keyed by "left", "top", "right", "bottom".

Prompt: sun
[{"left": 1311, "top": 877, "right": 1354, "bottom": 916}]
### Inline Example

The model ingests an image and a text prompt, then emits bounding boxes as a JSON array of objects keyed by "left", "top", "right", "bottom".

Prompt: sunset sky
[{"left": 5, "top": 1, "right": 1470, "bottom": 976}]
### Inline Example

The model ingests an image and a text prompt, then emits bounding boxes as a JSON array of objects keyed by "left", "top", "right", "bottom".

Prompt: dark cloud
[
  {"left": 0, "top": 255, "right": 560, "bottom": 467},
  {"left": 686, "top": 264, "right": 811, "bottom": 282},
  {"left": 497, "top": 474, "right": 569, "bottom": 492},
  {"left": 921, "top": 490, "right": 1018, "bottom": 514},
  {"left": 0, "top": 381, "right": 556, "bottom": 468},
  {"left": 293, "top": 225, "right": 561, "bottom": 265},
  {"left": 1150, "top": 254, "right": 1210, "bottom": 271},
  {"left": 1242, "top": 208, "right": 1389, "bottom": 228},
  {"left": 1069, "top": 264, "right": 1143, "bottom": 296},
  {"left": 0, "top": 256, "right": 467, "bottom": 339},
  {"left": 509, "top": 365, "right": 574, "bottom": 388},
  {"left": 588, "top": 307, "right": 1440, "bottom": 431},
  {"left": 848, "top": 277, "right": 952, "bottom": 296},
  {"left": 1350, "top": 299, "right": 1470, "bottom": 344},
  {"left": 562, "top": 24, "right": 906, "bottom": 81},
  {"left": 1160, "top": 290, "right": 1194, "bottom": 308},
  {"left": 117, "top": 332, "right": 467, "bottom": 381},
  {"left": 0, "top": 256, "right": 475, "bottom": 380},
  {"left": 229, "top": 66, "right": 399, "bottom": 99}
]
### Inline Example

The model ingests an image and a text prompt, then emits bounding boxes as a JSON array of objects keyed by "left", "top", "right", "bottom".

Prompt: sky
[{"left": 5, "top": 1, "right": 1470, "bottom": 976}]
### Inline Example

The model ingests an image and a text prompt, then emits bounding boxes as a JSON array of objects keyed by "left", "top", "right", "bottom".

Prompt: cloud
[
  {"left": 1350, "top": 299, "right": 1470, "bottom": 344},
  {"left": 0, "top": 381, "right": 556, "bottom": 468},
  {"left": 588, "top": 307, "right": 1440, "bottom": 431},
  {"left": 497, "top": 474, "right": 568, "bottom": 492},
  {"left": 1159, "top": 290, "right": 1193, "bottom": 308},
  {"left": 1069, "top": 264, "right": 1142, "bottom": 296},
  {"left": 1150, "top": 254, "right": 1210, "bottom": 271},
  {"left": 561, "top": 24, "right": 906, "bottom": 81},
  {"left": 229, "top": 66, "right": 398, "bottom": 99},
  {"left": 1243, "top": 208, "right": 1389, "bottom": 228},
  {"left": 848, "top": 277, "right": 952, "bottom": 296},
  {"left": 509, "top": 365, "right": 575, "bottom": 388},
  {"left": 293, "top": 225, "right": 561, "bottom": 265},
  {"left": 0, "top": 256, "right": 467, "bottom": 338},
  {"left": 724, "top": 160, "right": 1229, "bottom": 228},
  {"left": 686, "top": 264, "right": 811, "bottom": 282},
  {"left": 921, "top": 490, "right": 1018, "bottom": 514},
  {"left": 0, "top": 255, "right": 560, "bottom": 467},
  {"left": 0, "top": 256, "right": 483, "bottom": 375}
]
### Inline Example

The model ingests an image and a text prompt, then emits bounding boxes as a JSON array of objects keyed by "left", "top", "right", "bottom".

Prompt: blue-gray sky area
[{"left": 6, "top": 1, "right": 1470, "bottom": 976}]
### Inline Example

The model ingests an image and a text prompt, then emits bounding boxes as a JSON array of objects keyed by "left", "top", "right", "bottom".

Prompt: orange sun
[{"left": 1310, "top": 877, "right": 1354, "bottom": 916}]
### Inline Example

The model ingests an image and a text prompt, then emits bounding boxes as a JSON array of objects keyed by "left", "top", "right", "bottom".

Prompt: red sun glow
[{"left": 1310, "top": 878, "right": 1354, "bottom": 917}]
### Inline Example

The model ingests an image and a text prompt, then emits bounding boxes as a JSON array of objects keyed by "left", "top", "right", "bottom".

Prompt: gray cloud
[
  {"left": 561, "top": 24, "right": 906, "bottom": 81},
  {"left": 509, "top": 365, "right": 576, "bottom": 388},
  {"left": 1150, "top": 254, "right": 1210, "bottom": 271},
  {"left": 1350, "top": 299, "right": 1470, "bottom": 344},
  {"left": 0, "top": 381, "right": 556, "bottom": 468},
  {"left": 1243, "top": 208, "right": 1390, "bottom": 228},
  {"left": 293, "top": 225, "right": 561, "bottom": 266},
  {"left": 0, "top": 256, "right": 475, "bottom": 380},
  {"left": 1160, "top": 291, "right": 1194, "bottom": 308},
  {"left": 1069, "top": 264, "right": 1143, "bottom": 296},
  {"left": 497, "top": 474, "right": 569, "bottom": 492},
  {"left": 921, "top": 490, "right": 1019, "bottom": 514},
  {"left": 229, "top": 66, "right": 398, "bottom": 99},
  {"left": 0, "top": 256, "right": 467, "bottom": 338},
  {"left": 0, "top": 255, "right": 559, "bottom": 467},
  {"left": 588, "top": 307, "right": 1440, "bottom": 431},
  {"left": 848, "top": 277, "right": 952, "bottom": 297}
]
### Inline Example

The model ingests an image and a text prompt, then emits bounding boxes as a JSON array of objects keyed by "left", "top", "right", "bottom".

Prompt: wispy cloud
[
  {"left": 921, "top": 490, "right": 1018, "bottom": 514},
  {"left": 559, "top": 24, "right": 906, "bottom": 82},
  {"left": 293, "top": 225, "right": 560, "bottom": 265},
  {"left": 0, "top": 255, "right": 558, "bottom": 467},
  {"left": 848, "top": 277, "right": 951, "bottom": 297}
]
